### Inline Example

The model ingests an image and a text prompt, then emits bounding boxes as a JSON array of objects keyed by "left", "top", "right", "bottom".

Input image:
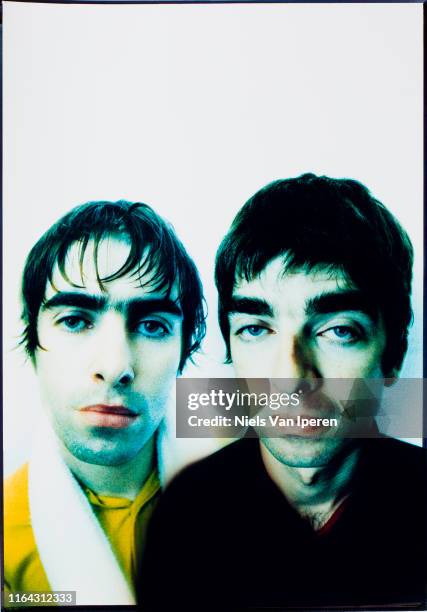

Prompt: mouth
[{"left": 78, "top": 404, "right": 138, "bottom": 429}]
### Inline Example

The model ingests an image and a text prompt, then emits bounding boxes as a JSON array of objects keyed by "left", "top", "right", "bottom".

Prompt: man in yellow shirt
[{"left": 4, "top": 201, "right": 205, "bottom": 606}]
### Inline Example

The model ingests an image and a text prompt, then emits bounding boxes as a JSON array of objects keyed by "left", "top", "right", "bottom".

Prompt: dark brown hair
[
  {"left": 215, "top": 174, "right": 413, "bottom": 374},
  {"left": 21, "top": 200, "right": 206, "bottom": 372}
]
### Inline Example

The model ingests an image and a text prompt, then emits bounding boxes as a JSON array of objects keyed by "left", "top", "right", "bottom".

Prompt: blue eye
[
  {"left": 237, "top": 325, "right": 270, "bottom": 339},
  {"left": 58, "top": 315, "right": 92, "bottom": 332},
  {"left": 318, "top": 325, "right": 361, "bottom": 343},
  {"left": 137, "top": 320, "right": 169, "bottom": 338},
  {"left": 333, "top": 327, "right": 355, "bottom": 338}
]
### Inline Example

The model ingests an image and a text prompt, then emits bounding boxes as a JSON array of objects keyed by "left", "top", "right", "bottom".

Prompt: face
[
  {"left": 35, "top": 237, "right": 182, "bottom": 466},
  {"left": 228, "top": 256, "right": 388, "bottom": 467}
]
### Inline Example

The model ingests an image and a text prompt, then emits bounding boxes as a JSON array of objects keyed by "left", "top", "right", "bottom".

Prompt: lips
[{"left": 79, "top": 404, "right": 137, "bottom": 429}]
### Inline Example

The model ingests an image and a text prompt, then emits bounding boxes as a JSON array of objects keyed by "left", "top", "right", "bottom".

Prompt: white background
[{"left": 3, "top": 2, "right": 423, "bottom": 476}]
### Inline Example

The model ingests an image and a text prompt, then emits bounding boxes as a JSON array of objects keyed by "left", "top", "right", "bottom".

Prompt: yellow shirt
[{"left": 4, "top": 463, "right": 160, "bottom": 598}]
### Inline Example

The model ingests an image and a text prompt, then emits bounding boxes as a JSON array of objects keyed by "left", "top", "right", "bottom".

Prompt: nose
[
  {"left": 91, "top": 315, "right": 135, "bottom": 388},
  {"left": 272, "top": 331, "right": 320, "bottom": 389}
]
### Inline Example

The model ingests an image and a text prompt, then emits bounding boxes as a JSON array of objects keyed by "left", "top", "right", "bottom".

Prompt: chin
[
  {"left": 261, "top": 436, "right": 352, "bottom": 468},
  {"left": 65, "top": 437, "right": 146, "bottom": 467}
]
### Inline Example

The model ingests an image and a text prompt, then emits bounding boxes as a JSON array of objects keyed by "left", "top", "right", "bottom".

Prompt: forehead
[
  {"left": 233, "top": 257, "right": 352, "bottom": 303},
  {"left": 44, "top": 237, "right": 177, "bottom": 302}
]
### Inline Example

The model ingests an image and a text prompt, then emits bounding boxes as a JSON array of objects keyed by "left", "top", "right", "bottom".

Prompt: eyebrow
[
  {"left": 42, "top": 292, "right": 183, "bottom": 318},
  {"left": 228, "top": 297, "right": 274, "bottom": 318},
  {"left": 305, "top": 290, "right": 378, "bottom": 319},
  {"left": 228, "top": 290, "right": 378, "bottom": 320}
]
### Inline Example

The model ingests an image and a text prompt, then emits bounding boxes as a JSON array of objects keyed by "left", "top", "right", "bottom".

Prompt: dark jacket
[{"left": 139, "top": 437, "right": 427, "bottom": 610}]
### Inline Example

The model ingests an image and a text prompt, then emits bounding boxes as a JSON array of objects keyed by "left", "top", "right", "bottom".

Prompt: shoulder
[
  {"left": 360, "top": 437, "right": 427, "bottom": 500},
  {"left": 152, "top": 438, "right": 260, "bottom": 524},
  {"left": 151, "top": 438, "right": 267, "bottom": 531},
  {"left": 365, "top": 436, "right": 426, "bottom": 468},
  {"left": 167, "top": 438, "right": 259, "bottom": 492},
  {"left": 3, "top": 463, "right": 50, "bottom": 593},
  {"left": 140, "top": 440, "right": 260, "bottom": 602},
  {"left": 4, "top": 463, "right": 31, "bottom": 527}
]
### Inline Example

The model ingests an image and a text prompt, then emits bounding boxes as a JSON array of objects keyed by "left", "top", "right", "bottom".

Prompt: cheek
[
  {"left": 319, "top": 346, "right": 385, "bottom": 377},
  {"left": 230, "top": 342, "right": 267, "bottom": 378},
  {"left": 35, "top": 333, "right": 86, "bottom": 389},
  {"left": 36, "top": 327, "right": 84, "bottom": 379},
  {"left": 36, "top": 343, "right": 82, "bottom": 380},
  {"left": 35, "top": 351, "right": 58, "bottom": 386},
  {"left": 35, "top": 355, "right": 71, "bottom": 411},
  {"left": 136, "top": 340, "right": 181, "bottom": 387}
]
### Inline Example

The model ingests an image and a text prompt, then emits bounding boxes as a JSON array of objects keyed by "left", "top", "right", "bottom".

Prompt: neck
[
  {"left": 260, "top": 441, "right": 360, "bottom": 527},
  {"left": 59, "top": 436, "right": 156, "bottom": 501}
]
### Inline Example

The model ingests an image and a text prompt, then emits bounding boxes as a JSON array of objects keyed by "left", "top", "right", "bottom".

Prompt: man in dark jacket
[{"left": 140, "top": 174, "right": 426, "bottom": 610}]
